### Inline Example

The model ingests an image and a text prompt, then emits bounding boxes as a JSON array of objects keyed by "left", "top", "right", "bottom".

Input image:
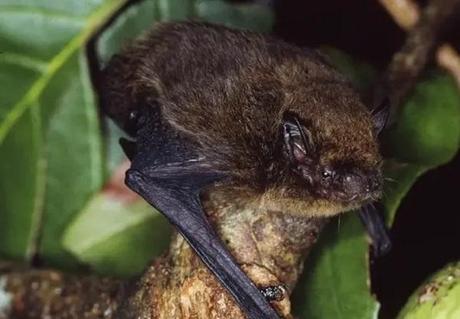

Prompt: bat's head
[
  {"left": 281, "top": 112, "right": 382, "bottom": 202},
  {"left": 256, "top": 81, "right": 386, "bottom": 217}
]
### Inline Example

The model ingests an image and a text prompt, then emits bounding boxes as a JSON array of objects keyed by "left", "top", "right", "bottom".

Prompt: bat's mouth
[
  {"left": 317, "top": 187, "right": 381, "bottom": 206},
  {"left": 320, "top": 169, "right": 383, "bottom": 204},
  {"left": 337, "top": 190, "right": 381, "bottom": 203}
]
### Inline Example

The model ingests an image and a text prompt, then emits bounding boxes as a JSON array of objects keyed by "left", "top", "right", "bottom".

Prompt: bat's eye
[{"left": 322, "top": 169, "right": 333, "bottom": 180}]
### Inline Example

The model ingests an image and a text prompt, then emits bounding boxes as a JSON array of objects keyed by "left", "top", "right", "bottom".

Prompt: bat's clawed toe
[
  {"left": 125, "top": 169, "right": 147, "bottom": 193},
  {"left": 260, "top": 285, "right": 286, "bottom": 302}
]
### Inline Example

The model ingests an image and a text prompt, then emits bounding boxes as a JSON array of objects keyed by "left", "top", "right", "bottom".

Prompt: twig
[
  {"left": 379, "top": 0, "right": 460, "bottom": 88},
  {"left": 0, "top": 265, "right": 122, "bottom": 319},
  {"left": 377, "top": 0, "right": 460, "bottom": 111},
  {"left": 437, "top": 44, "right": 460, "bottom": 87}
]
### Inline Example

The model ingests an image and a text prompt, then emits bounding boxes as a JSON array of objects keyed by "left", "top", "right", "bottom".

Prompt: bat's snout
[{"left": 333, "top": 170, "right": 382, "bottom": 203}]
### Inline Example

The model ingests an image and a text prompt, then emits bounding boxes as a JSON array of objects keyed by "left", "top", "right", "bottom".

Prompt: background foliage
[{"left": 0, "top": 0, "right": 459, "bottom": 318}]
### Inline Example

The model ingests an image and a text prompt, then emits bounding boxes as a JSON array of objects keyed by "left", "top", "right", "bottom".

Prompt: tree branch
[
  {"left": 380, "top": 0, "right": 460, "bottom": 87},
  {"left": 0, "top": 263, "right": 121, "bottom": 319},
  {"left": 378, "top": 0, "right": 460, "bottom": 109}
]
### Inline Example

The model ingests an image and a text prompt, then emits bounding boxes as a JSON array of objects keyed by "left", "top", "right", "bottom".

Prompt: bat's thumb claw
[{"left": 125, "top": 169, "right": 147, "bottom": 193}]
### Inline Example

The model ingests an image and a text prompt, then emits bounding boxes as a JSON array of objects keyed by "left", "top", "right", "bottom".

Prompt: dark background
[{"left": 268, "top": 1, "right": 460, "bottom": 318}]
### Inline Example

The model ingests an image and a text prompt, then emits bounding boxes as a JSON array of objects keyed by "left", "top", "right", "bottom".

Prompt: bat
[{"left": 100, "top": 22, "right": 390, "bottom": 318}]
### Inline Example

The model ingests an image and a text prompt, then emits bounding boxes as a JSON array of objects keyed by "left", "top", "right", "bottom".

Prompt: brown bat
[{"left": 100, "top": 21, "right": 390, "bottom": 319}]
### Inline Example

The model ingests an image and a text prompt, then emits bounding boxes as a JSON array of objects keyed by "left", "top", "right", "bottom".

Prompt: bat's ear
[
  {"left": 372, "top": 97, "right": 390, "bottom": 135},
  {"left": 282, "top": 113, "right": 315, "bottom": 164}
]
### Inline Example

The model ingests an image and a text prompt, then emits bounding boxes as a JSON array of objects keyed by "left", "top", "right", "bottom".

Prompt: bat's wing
[
  {"left": 359, "top": 203, "right": 392, "bottom": 257},
  {"left": 124, "top": 106, "right": 280, "bottom": 319}
]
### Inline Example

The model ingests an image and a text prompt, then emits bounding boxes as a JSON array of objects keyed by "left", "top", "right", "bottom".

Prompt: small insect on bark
[{"left": 100, "top": 21, "right": 390, "bottom": 319}]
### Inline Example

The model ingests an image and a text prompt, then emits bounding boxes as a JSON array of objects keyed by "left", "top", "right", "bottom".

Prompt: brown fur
[{"left": 101, "top": 21, "right": 381, "bottom": 217}]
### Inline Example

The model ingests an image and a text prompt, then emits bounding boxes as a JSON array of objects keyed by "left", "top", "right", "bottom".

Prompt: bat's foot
[{"left": 260, "top": 285, "right": 286, "bottom": 302}]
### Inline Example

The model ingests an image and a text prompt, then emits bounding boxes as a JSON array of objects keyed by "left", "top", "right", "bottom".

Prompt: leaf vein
[
  {"left": 0, "top": 5, "right": 87, "bottom": 24},
  {"left": 0, "top": 0, "right": 127, "bottom": 144},
  {"left": 0, "top": 52, "right": 48, "bottom": 73}
]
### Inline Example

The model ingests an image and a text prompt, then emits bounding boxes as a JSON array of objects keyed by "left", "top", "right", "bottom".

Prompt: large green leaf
[
  {"left": 0, "top": 0, "right": 127, "bottom": 265},
  {"left": 157, "top": 0, "right": 194, "bottom": 21},
  {"left": 397, "top": 262, "right": 460, "bottom": 319},
  {"left": 293, "top": 215, "right": 380, "bottom": 319},
  {"left": 384, "top": 73, "right": 460, "bottom": 167},
  {"left": 63, "top": 191, "right": 171, "bottom": 277},
  {"left": 381, "top": 161, "right": 427, "bottom": 225}
]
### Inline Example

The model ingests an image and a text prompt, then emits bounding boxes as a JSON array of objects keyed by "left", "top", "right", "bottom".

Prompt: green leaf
[
  {"left": 381, "top": 160, "right": 427, "bottom": 225},
  {"left": 384, "top": 73, "right": 460, "bottom": 167},
  {"left": 157, "top": 0, "right": 194, "bottom": 21},
  {"left": 293, "top": 215, "right": 379, "bottom": 319},
  {"left": 196, "top": 0, "right": 274, "bottom": 32},
  {"left": 39, "top": 51, "right": 106, "bottom": 267},
  {"left": 63, "top": 193, "right": 171, "bottom": 277},
  {"left": 0, "top": 0, "right": 127, "bottom": 265},
  {"left": 397, "top": 262, "right": 460, "bottom": 319},
  {"left": 0, "top": 105, "right": 44, "bottom": 260}
]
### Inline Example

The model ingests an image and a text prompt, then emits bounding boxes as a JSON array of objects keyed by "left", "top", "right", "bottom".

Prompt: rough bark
[{"left": 116, "top": 190, "right": 326, "bottom": 318}]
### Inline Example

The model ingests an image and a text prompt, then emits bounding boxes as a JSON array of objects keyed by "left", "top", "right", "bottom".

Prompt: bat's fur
[{"left": 101, "top": 21, "right": 382, "bottom": 218}]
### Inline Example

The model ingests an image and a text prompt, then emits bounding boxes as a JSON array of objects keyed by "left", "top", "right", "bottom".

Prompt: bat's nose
[
  {"left": 366, "top": 174, "right": 382, "bottom": 194},
  {"left": 336, "top": 171, "right": 382, "bottom": 201},
  {"left": 340, "top": 173, "right": 363, "bottom": 194}
]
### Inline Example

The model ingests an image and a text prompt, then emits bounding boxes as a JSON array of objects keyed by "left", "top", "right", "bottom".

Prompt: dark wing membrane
[{"left": 123, "top": 106, "right": 280, "bottom": 319}]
